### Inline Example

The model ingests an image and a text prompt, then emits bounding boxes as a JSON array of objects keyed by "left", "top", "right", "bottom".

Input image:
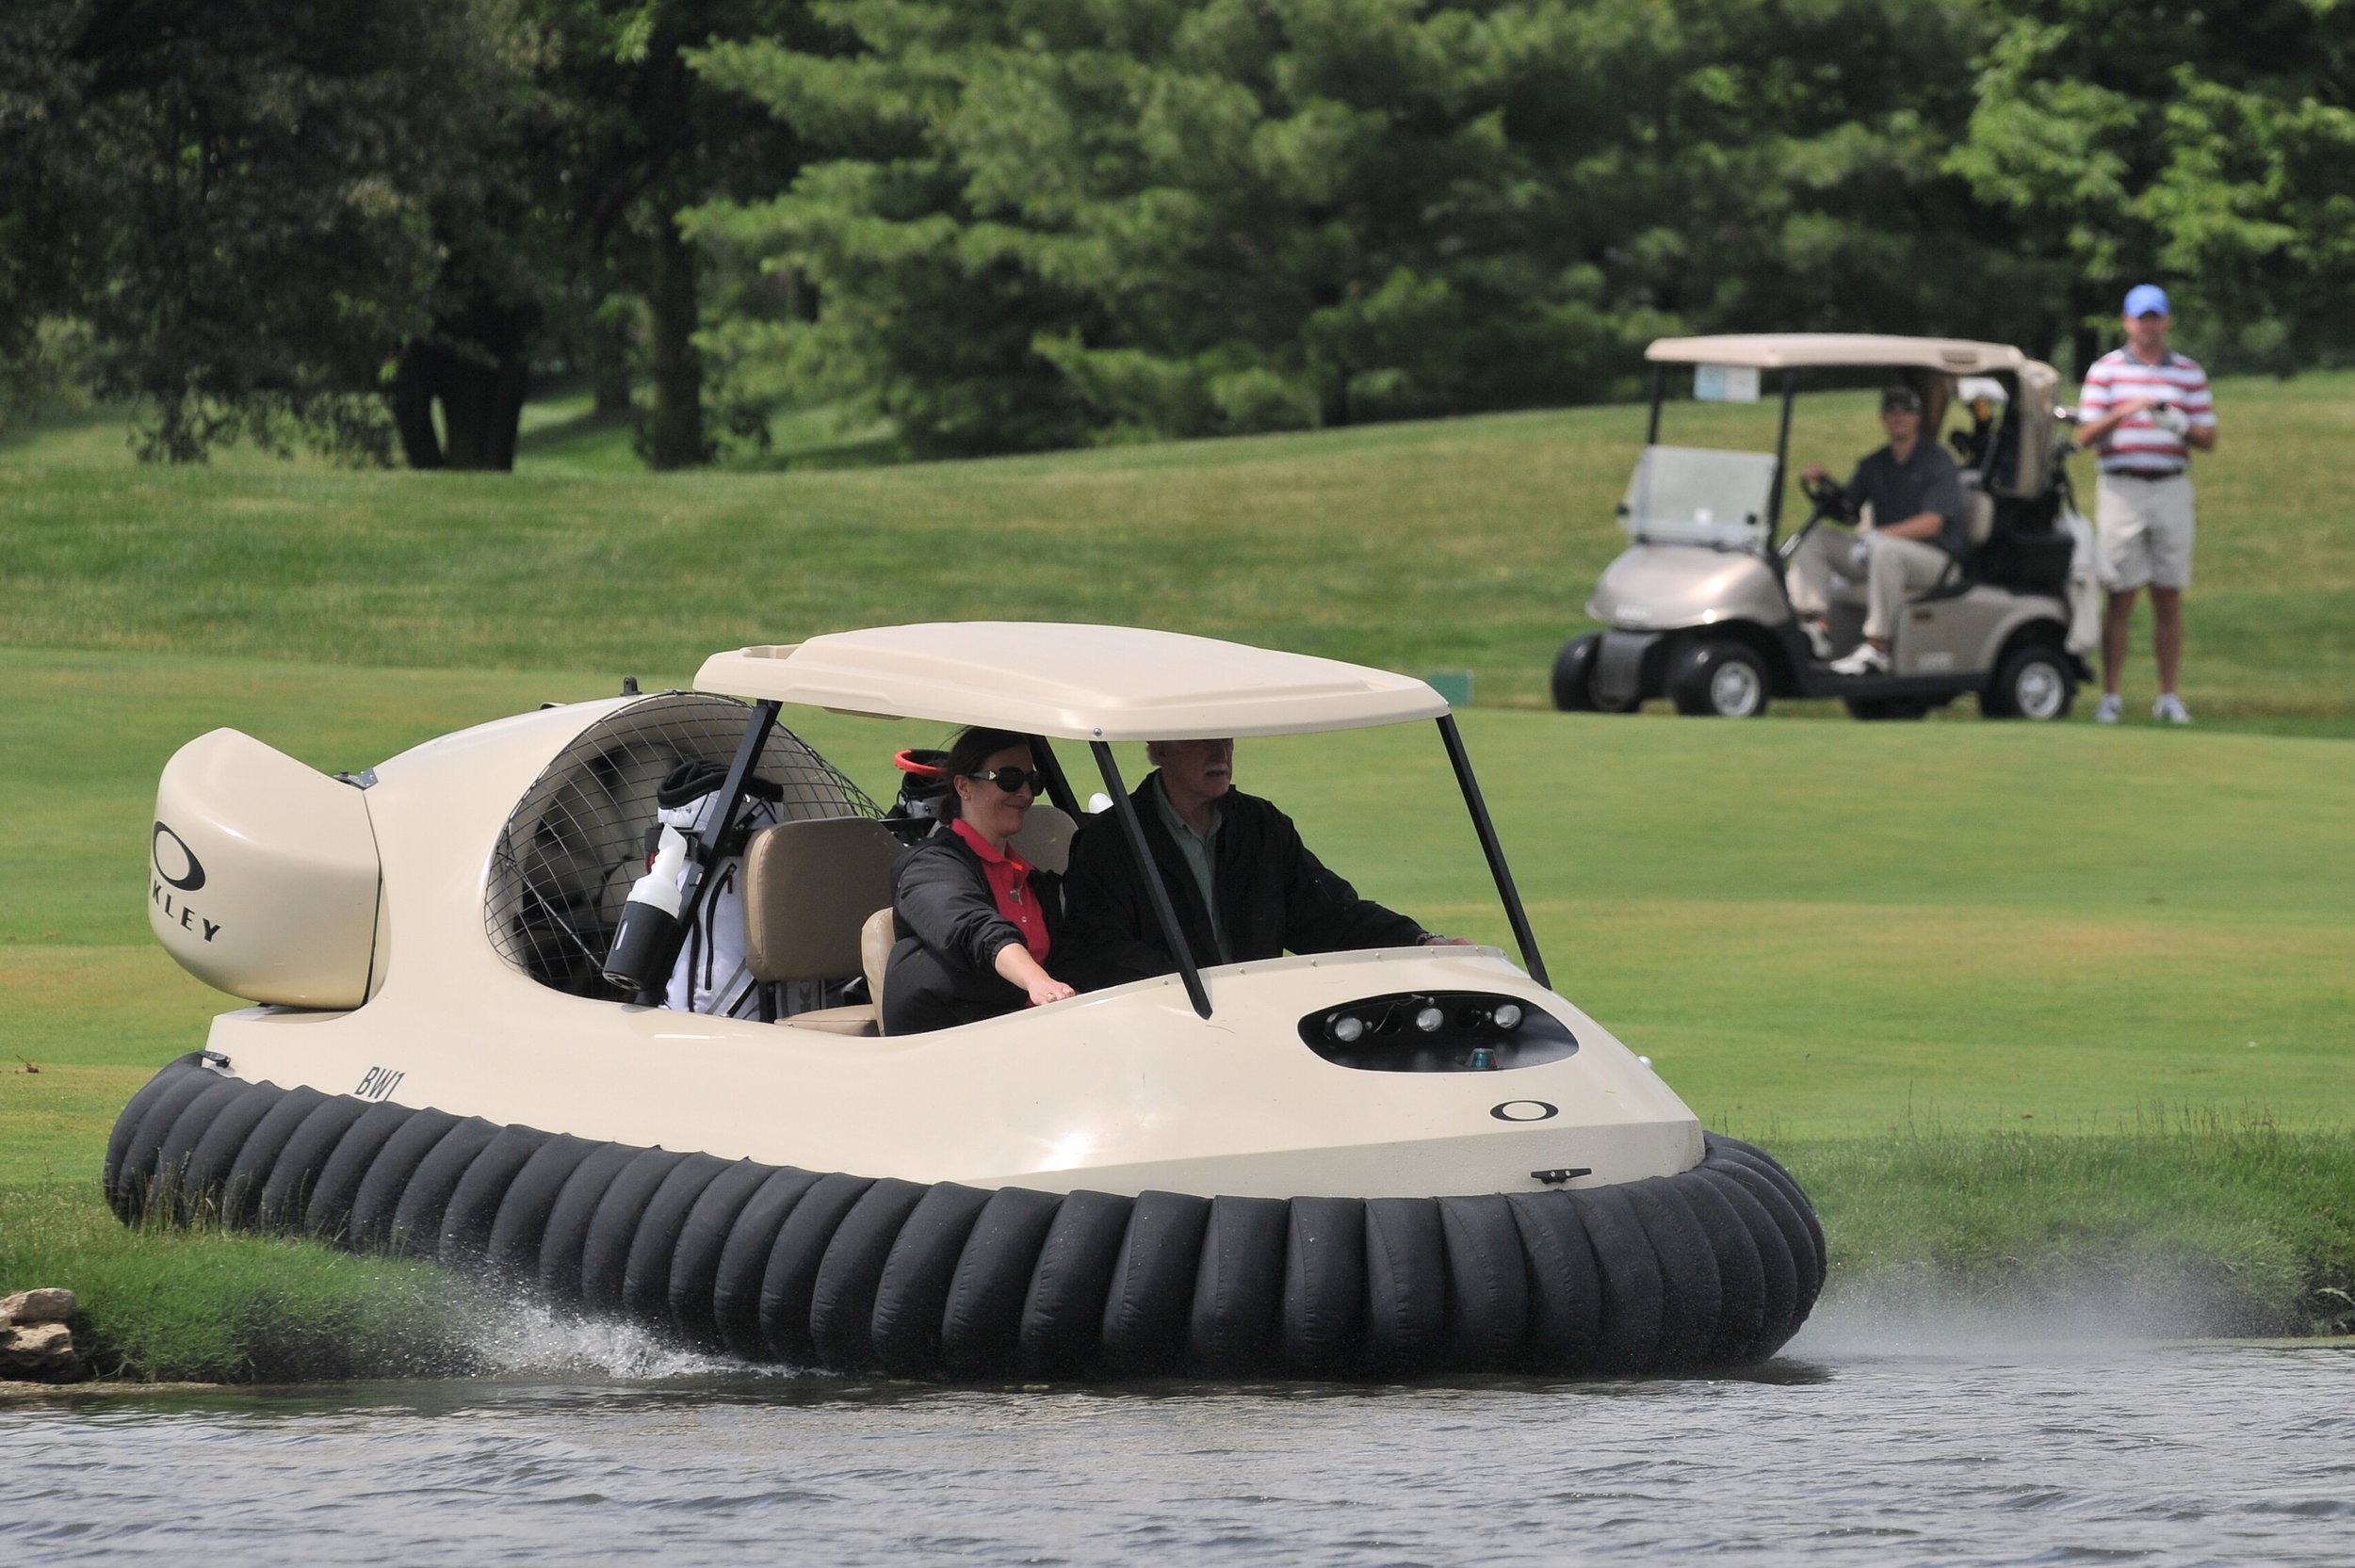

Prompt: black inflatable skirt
[{"left": 106, "top": 1053, "right": 1824, "bottom": 1378}]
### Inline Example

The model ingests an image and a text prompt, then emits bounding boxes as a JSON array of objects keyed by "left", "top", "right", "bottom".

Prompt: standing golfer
[{"left": 2076, "top": 284, "right": 2217, "bottom": 723}]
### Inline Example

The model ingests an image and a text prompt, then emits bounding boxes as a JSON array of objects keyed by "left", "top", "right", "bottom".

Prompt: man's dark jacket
[{"left": 1063, "top": 775, "right": 1424, "bottom": 985}]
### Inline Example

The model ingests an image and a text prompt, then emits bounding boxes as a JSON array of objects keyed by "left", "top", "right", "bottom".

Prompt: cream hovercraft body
[{"left": 110, "top": 623, "right": 1822, "bottom": 1378}]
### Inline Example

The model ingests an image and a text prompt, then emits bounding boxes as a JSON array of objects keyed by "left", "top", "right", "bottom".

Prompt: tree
[
  {"left": 690, "top": 0, "right": 2049, "bottom": 456},
  {"left": 530, "top": 0, "right": 814, "bottom": 469},
  {"left": 0, "top": 1, "right": 97, "bottom": 427},
  {"left": 43, "top": 0, "right": 528, "bottom": 462},
  {"left": 1952, "top": 0, "right": 2355, "bottom": 371}
]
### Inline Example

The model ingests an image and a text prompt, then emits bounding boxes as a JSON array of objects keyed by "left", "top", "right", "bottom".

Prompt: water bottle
[{"left": 602, "top": 825, "right": 691, "bottom": 991}]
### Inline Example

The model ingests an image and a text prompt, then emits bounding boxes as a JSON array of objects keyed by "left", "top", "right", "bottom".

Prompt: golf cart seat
[
  {"left": 1909, "top": 471, "right": 1996, "bottom": 604},
  {"left": 745, "top": 815, "right": 904, "bottom": 1036}
]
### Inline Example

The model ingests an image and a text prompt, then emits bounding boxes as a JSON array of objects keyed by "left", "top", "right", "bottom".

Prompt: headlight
[
  {"left": 1491, "top": 1002, "right": 1524, "bottom": 1031},
  {"left": 1328, "top": 1013, "right": 1365, "bottom": 1043},
  {"left": 1414, "top": 1005, "right": 1445, "bottom": 1033}
]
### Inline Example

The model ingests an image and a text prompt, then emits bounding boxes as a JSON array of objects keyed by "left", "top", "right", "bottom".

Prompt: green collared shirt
[{"left": 1150, "top": 775, "right": 1230, "bottom": 964}]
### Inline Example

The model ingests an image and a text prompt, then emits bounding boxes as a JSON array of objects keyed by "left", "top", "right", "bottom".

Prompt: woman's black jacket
[{"left": 884, "top": 828, "right": 1093, "bottom": 1034}]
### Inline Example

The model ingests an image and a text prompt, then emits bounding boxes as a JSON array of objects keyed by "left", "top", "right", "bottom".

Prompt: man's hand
[
  {"left": 1419, "top": 933, "right": 1474, "bottom": 947},
  {"left": 1801, "top": 463, "right": 1829, "bottom": 483},
  {"left": 2078, "top": 396, "right": 2157, "bottom": 446}
]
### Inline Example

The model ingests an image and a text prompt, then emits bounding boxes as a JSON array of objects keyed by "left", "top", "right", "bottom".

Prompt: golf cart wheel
[
  {"left": 1983, "top": 643, "right": 2075, "bottom": 721},
  {"left": 1843, "top": 697, "right": 1928, "bottom": 721},
  {"left": 1669, "top": 640, "right": 1770, "bottom": 719},
  {"left": 1551, "top": 634, "right": 1604, "bottom": 712}
]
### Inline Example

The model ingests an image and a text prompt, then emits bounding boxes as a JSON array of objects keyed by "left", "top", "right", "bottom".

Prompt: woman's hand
[
  {"left": 1026, "top": 976, "right": 1077, "bottom": 1008},
  {"left": 995, "top": 942, "right": 1075, "bottom": 1008}
]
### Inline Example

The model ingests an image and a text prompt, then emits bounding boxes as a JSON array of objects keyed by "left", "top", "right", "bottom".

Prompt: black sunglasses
[{"left": 969, "top": 767, "right": 1047, "bottom": 795}]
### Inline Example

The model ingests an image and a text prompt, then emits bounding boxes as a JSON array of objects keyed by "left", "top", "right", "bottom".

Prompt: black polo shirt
[{"left": 1843, "top": 440, "right": 1966, "bottom": 558}]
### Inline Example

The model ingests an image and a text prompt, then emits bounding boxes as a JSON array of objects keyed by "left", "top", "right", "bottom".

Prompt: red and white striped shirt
[{"left": 2080, "top": 348, "right": 2215, "bottom": 475}]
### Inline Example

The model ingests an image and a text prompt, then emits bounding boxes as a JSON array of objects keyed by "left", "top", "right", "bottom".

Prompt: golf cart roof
[
  {"left": 1646, "top": 333, "right": 2030, "bottom": 374},
  {"left": 694, "top": 622, "right": 1449, "bottom": 740}
]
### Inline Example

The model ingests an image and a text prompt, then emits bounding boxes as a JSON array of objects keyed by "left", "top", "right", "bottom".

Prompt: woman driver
[{"left": 883, "top": 726, "right": 1088, "bottom": 1035}]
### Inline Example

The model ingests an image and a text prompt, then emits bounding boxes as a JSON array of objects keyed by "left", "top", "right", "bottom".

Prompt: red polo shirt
[{"left": 951, "top": 818, "right": 1051, "bottom": 965}]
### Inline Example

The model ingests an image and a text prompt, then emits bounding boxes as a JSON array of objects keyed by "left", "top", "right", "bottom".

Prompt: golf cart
[{"left": 1552, "top": 334, "right": 2091, "bottom": 720}]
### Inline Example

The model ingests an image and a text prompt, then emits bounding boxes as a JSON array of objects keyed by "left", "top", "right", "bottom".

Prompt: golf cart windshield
[{"left": 1619, "top": 445, "right": 1780, "bottom": 547}]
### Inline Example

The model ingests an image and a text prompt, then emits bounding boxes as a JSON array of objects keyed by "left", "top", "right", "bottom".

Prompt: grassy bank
[
  {"left": 0, "top": 1183, "right": 486, "bottom": 1382},
  {"left": 5, "top": 373, "right": 2352, "bottom": 727},
  {"left": 1794, "top": 1118, "right": 2355, "bottom": 1338}
]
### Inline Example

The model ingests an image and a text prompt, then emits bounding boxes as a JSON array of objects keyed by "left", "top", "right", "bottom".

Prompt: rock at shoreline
[
  {"left": 1, "top": 1289, "right": 86, "bottom": 1382},
  {"left": 2, "top": 1288, "right": 77, "bottom": 1325}
]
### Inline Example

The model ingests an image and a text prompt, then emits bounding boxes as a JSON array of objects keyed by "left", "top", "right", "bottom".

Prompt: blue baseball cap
[{"left": 2123, "top": 283, "right": 2170, "bottom": 317}]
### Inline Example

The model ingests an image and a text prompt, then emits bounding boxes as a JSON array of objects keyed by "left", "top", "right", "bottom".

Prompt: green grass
[
  {"left": 0, "top": 1183, "right": 489, "bottom": 1382},
  {"left": 4, "top": 378, "right": 2352, "bottom": 1371},
  {"left": 5, "top": 372, "right": 2350, "bottom": 725},
  {"left": 1790, "top": 1118, "right": 2355, "bottom": 1337}
]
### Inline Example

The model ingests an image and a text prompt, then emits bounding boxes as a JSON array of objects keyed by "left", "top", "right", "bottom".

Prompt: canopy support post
[
  {"left": 633, "top": 699, "right": 779, "bottom": 1006},
  {"left": 1645, "top": 364, "right": 1665, "bottom": 445},
  {"left": 1765, "top": 368, "right": 1797, "bottom": 544},
  {"left": 1435, "top": 715, "right": 1548, "bottom": 989},
  {"left": 1031, "top": 736, "right": 1083, "bottom": 818},
  {"left": 1090, "top": 741, "right": 1211, "bottom": 1019}
]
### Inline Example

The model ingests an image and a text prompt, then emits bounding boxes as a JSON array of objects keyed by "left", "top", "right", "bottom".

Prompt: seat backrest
[
  {"left": 1958, "top": 471, "right": 1996, "bottom": 548},
  {"left": 861, "top": 907, "right": 895, "bottom": 1031},
  {"left": 741, "top": 816, "right": 903, "bottom": 982},
  {"left": 1009, "top": 802, "right": 1078, "bottom": 875}
]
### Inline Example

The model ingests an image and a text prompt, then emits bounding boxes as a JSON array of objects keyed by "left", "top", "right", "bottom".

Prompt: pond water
[{"left": 5, "top": 1323, "right": 2350, "bottom": 1565}]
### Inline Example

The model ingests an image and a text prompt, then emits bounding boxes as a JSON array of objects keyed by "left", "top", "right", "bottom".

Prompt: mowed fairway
[
  {"left": 4, "top": 647, "right": 2347, "bottom": 1190},
  {"left": 5, "top": 370, "right": 2352, "bottom": 726}
]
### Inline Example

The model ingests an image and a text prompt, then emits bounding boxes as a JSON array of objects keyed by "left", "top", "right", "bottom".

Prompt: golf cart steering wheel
[
  {"left": 1798, "top": 472, "right": 1855, "bottom": 521},
  {"left": 1778, "top": 472, "right": 1858, "bottom": 562}
]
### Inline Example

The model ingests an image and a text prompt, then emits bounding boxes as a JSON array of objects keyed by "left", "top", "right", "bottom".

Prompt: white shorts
[{"left": 2095, "top": 472, "right": 2195, "bottom": 591}]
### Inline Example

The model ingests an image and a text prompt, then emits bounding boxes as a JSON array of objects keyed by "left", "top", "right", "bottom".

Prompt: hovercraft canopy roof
[{"left": 695, "top": 622, "right": 1449, "bottom": 740}]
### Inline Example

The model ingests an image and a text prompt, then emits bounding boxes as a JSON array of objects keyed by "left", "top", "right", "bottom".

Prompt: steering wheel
[
  {"left": 1798, "top": 472, "right": 1854, "bottom": 520},
  {"left": 1778, "top": 472, "right": 1858, "bottom": 562}
]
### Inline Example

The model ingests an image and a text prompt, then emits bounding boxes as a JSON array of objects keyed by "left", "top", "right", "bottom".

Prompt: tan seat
[
  {"left": 1958, "top": 471, "right": 1996, "bottom": 548},
  {"left": 861, "top": 907, "right": 895, "bottom": 1034},
  {"left": 741, "top": 816, "right": 903, "bottom": 1037},
  {"left": 1009, "top": 802, "right": 1078, "bottom": 875}
]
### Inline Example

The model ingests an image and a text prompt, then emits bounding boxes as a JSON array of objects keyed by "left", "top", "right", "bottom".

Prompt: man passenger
[
  {"left": 1063, "top": 738, "right": 1469, "bottom": 987},
  {"left": 1792, "top": 385, "right": 1967, "bottom": 674}
]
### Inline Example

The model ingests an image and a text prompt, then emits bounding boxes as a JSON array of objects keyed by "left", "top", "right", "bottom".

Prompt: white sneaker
[
  {"left": 2094, "top": 692, "right": 2122, "bottom": 724},
  {"left": 1800, "top": 620, "right": 1835, "bottom": 660},
  {"left": 1828, "top": 643, "right": 1890, "bottom": 676},
  {"left": 2153, "top": 692, "right": 2192, "bottom": 724}
]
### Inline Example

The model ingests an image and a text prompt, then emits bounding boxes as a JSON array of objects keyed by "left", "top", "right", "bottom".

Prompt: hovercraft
[{"left": 110, "top": 623, "right": 1822, "bottom": 1378}]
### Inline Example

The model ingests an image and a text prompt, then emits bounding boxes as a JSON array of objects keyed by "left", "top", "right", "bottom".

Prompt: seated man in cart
[
  {"left": 1789, "top": 384, "right": 1968, "bottom": 675},
  {"left": 1064, "top": 736, "right": 1469, "bottom": 987}
]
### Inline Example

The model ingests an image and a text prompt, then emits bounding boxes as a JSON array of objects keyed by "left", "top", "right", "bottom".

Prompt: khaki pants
[
  {"left": 1860, "top": 533, "right": 1953, "bottom": 641},
  {"left": 1787, "top": 529, "right": 1950, "bottom": 639},
  {"left": 2095, "top": 473, "right": 2195, "bottom": 590},
  {"left": 1786, "top": 527, "right": 1870, "bottom": 621}
]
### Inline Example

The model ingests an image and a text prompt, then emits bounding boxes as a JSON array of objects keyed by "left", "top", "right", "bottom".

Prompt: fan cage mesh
[{"left": 484, "top": 692, "right": 880, "bottom": 1000}]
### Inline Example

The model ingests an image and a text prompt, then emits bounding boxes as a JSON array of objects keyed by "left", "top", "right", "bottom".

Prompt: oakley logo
[
  {"left": 153, "top": 822, "right": 206, "bottom": 892},
  {"left": 1489, "top": 1100, "right": 1559, "bottom": 1123}
]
